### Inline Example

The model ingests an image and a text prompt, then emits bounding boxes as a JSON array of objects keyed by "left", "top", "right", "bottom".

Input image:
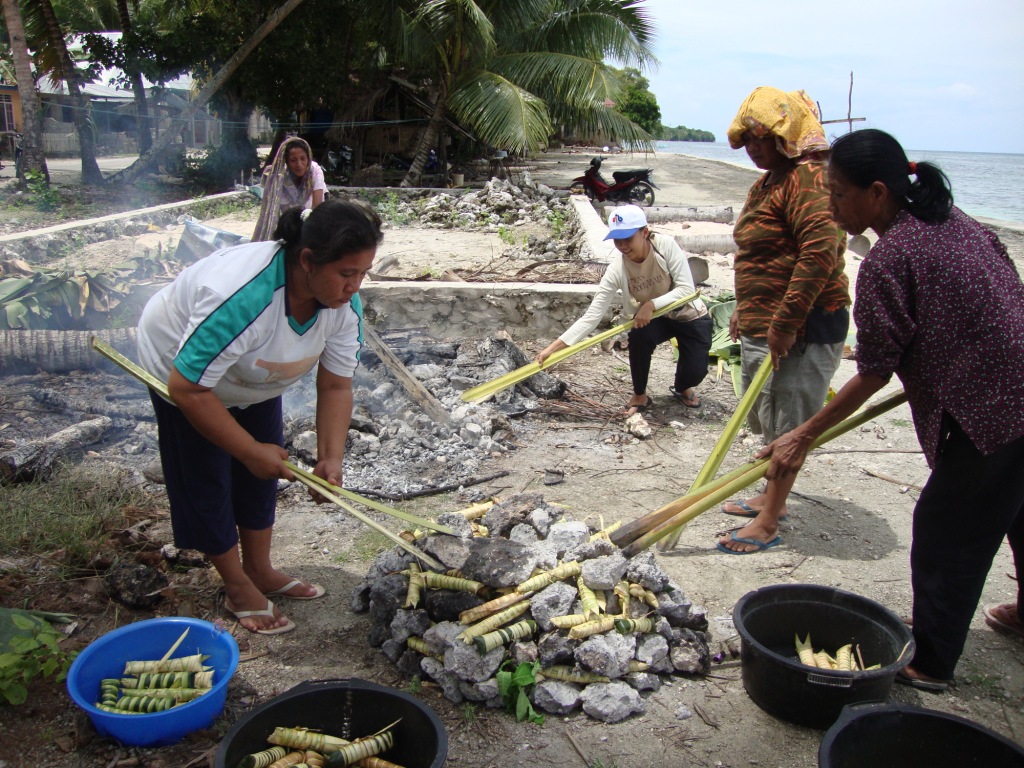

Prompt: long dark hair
[
  {"left": 274, "top": 198, "right": 384, "bottom": 266},
  {"left": 830, "top": 129, "right": 953, "bottom": 223}
]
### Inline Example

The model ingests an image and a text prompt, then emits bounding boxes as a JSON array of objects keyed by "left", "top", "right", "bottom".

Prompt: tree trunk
[
  {"left": 0, "top": 416, "right": 113, "bottom": 482},
  {"left": 112, "top": 0, "right": 309, "bottom": 185},
  {"left": 0, "top": 328, "right": 137, "bottom": 375},
  {"left": 36, "top": 0, "right": 104, "bottom": 185},
  {"left": 116, "top": 0, "right": 152, "bottom": 153},
  {"left": 401, "top": 93, "right": 446, "bottom": 188},
  {"left": 1, "top": 0, "right": 49, "bottom": 183}
]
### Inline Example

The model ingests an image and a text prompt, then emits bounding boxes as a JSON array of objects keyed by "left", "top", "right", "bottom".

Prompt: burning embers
[{"left": 351, "top": 493, "right": 710, "bottom": 723}]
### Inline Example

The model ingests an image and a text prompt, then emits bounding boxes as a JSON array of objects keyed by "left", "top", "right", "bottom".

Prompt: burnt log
[{"left": 0, "top": 416, "right": 113, "bottom": 482}]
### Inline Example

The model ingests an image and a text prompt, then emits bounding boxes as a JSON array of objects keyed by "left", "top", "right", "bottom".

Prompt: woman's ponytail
[{"left": 830, "top": 129, "right": 953, "bottom": 223}]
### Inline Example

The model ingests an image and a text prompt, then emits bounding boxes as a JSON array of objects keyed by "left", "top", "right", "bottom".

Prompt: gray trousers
[{"left": 740, "top": 335, "right": 844, "bottom": 442}]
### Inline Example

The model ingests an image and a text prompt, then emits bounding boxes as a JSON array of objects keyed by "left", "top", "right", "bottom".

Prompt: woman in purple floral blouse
[{"left": 722, "top": 129, "right": 1024, "bottom": 691}]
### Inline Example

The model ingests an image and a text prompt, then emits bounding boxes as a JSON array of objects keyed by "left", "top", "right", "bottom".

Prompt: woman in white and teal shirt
[{"left": 138, "top": 199, "right": 382, "bottom": 635}]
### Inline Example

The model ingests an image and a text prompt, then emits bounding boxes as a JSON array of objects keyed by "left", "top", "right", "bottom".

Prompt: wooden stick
[{"left": 362, "top": 326, "right": 451, "bottom": 425}]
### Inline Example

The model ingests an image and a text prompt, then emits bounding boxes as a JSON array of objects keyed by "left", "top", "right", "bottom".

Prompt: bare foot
[{"left": 717, "top": 517, "right": 780, "bottom": 553}]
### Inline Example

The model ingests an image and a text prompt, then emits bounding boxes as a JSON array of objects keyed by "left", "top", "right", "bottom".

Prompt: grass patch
[
  {"left": 890, "top": 418, "right": 912, "bottom": 428},
  {"left": 0, "top": 467, "right": 155, "bottom": 576},
  {"left": 333, "top": 529, "right": 393, "bottom": 565}
]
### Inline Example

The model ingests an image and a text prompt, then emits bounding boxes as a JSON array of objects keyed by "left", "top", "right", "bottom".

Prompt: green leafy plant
[
  {"left": 0, "top": 609, "right": 77, "bottom": 706},
  {"left": 22, "top": 170, "right": 61, "bottom": 212},
  {"left": 547, "top": 209, "right": 566, "bottom": 238},
  {"left": 497, "top": 224, "right": 516, "bottom": 245},
  {"left": 496, "top": 660, "right": 543, "bottom": 725}
]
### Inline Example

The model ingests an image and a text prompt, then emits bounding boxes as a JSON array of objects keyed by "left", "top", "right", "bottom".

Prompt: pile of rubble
[
  {"left": 382, "top": 176, "right": 584, "bottom": 263},
  {"left": 351, "top": 493, "right": 711, "bottom": 723}
]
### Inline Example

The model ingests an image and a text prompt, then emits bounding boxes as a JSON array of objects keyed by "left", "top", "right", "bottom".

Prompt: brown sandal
[{"left": 983, "top": 603, "right": 1024, "bottom": 640}]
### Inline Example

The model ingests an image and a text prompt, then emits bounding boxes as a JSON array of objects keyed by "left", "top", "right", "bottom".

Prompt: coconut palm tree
[
  {"left": 1, "top": 0, "right": 50, "bottom": 182},
  {"left": 395, "top": 0, "right": 657, "bottom": 187},
  {"left": 29, "top": 0, "right": 105, "bottom": 184}
]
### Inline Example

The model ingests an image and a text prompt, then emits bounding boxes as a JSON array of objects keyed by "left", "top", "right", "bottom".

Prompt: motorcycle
[{"left": 569, "top": 156, "right": 657, "bottom": 206}]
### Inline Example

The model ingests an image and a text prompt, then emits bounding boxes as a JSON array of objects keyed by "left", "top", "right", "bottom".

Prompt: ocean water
[{"left": 657, "top": 141, "right": 1024, "bottom": 225}]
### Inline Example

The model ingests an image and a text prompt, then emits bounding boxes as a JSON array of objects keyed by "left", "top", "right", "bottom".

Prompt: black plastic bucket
[
  {"left": 733, "top": 584, "right": 914, "bottom": 729},
  {"left": 820, "top": 703, "right": 1024, "bottom": 767},
  {"left": 214, "top": 678, "right": 447, "bottom": 768}
]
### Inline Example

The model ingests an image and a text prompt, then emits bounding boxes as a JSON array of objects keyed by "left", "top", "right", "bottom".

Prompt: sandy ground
[{"left": 5, "top": 149, "right": 1023, "bottom": 767}]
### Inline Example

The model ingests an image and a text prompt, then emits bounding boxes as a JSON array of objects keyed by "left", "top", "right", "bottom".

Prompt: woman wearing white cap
[{"left": 535, "top": 204, "right": 712, "bottom": 414}]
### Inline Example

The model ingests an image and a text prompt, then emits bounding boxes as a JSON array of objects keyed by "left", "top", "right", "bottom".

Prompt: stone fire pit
[{"left": 351, "top": 493, "right": 711, "bottom": 723}]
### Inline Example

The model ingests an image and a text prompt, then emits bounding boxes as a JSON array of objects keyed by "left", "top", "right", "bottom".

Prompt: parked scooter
[{"left": 569, "top": 156, "right": 656, "bottom": 206}]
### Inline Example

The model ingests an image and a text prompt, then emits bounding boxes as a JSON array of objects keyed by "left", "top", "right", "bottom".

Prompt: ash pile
[
  {"left": 284, "top": 333, "right": 564, "bottom": 499},
  {"left": 351, "top": 493, "right": 711, "bottom": 723}
]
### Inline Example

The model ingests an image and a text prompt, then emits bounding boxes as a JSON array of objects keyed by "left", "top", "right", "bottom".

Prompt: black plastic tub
[
  {"left": 733, "top": 584, "right": 914, "bottom": 729},
  {"left": 820, "top": 703, "right": 1024, "bottom": 767},
  {"left": 214, "top": 678, "right": 447, "bottom": 768}
]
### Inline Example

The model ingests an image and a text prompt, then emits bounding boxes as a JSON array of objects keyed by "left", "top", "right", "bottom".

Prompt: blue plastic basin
[{"left": 66, "top": 617, "right": 239, "bottom": 747}]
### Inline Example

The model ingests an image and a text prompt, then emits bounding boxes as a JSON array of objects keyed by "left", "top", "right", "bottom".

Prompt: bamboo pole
[
  {"left": 460, "top": 290, "right": 701, "bottom": 404},
  {"left": 89, "top": 336, "right": 447, "bottom": 567},
  {"left": 658, "top": 355, "right": 773, "bottom": 551},
  {"left": 619, "top": 390, "right": 909, "bottom": 556}
]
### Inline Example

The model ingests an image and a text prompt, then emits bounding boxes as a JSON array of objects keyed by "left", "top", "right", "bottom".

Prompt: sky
[{"left": 636, "top": 0, "right": 1024, "bottom": 154}]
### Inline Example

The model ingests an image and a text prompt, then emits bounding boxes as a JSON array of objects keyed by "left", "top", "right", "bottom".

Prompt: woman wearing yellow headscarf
[{"left": 717, "top": 87, "right": 851, "bottom": 553}]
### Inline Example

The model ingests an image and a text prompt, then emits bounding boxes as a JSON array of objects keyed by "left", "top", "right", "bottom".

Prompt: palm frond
[
  {"left": 447, "top": 70, "right": 552, "bottom": 153},
  {"left": 507, "top": 0, "right": 657, "bottom": 69},
  {"left": 489, "top": 52, "right": 613, "bottom": 109}
]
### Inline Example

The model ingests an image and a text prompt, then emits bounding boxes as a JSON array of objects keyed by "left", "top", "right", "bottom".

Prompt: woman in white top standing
[
  {"left": 252, "top": 136, "right": 329, "bottom": 241},
  {"left": 138, "top": 199, "right": 382, "bottom": 635},
  {"left": 536, "top": 205, "right": 712, "bottom": 414}
]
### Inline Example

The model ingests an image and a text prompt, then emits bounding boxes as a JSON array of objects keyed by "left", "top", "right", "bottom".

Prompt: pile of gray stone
[{"left": 351, "top": 493, "right": 711, "bottom": 723}]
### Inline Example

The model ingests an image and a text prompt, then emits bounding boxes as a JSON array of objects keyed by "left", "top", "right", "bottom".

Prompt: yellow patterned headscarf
[{"left": 727, "top": 86, "right": 829, "bottom": 161}]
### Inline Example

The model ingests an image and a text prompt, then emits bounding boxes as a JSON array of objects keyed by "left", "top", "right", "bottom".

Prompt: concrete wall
[{"left": 360, "top": 281, "right": 600, "bottom": 342}]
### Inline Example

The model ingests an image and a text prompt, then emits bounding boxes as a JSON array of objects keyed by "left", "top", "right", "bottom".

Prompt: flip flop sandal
[
  {"left": 983, "top": 603, "right": 1024, "bottom": 640},
  {"left": 264, "top": 579, "right": 326, "bottom": 600},
  {"left": 715, "top": 531, "right": 782, "bottom": 555},
  {"left": 225, "top": 598, "right": 297, "bottom": 635},
  {"left": 623, "top": 397, "right": 651, "bottom": 415},
  {"left": 895, "top": 670, "right": 950, "bottom": 692},
  {"left": 669, "top": 387, "right": 700, "bottom": 408},
  {"left": 720, "top": 500, "right": 788, "bottom": 521}
]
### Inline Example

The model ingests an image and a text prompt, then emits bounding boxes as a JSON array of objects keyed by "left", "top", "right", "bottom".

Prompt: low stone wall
[{"left": 0, "top": 191, "right": 254, "bottom": 264}]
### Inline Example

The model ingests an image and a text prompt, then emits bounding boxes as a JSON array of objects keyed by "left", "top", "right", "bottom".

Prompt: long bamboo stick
[
  {"left": 90, "top": 336, "right": 447, "bottom": 567},
  {"left": 620, "top": 390, "right": 909, "bottom": 556},
  {"left": 658, "top": 355, "right": 773, "bottom": 551},
  {"left": 284, "top": 461, "right": 454, "bottom": 534},
  {"left": 460, "top": 290, "right": 701, "bottom": 404}
]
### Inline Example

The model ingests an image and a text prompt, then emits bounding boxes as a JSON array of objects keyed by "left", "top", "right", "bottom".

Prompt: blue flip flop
[
  {"left": 716, "top": 531, "right": 782, "bottom": 555},
  {"left": 721, "top": 500, "right": 788, "bottom": 521}
]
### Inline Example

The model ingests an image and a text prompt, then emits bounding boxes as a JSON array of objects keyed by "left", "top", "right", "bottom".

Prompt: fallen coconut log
[
  {"left": 0, "top": 416, "right": 113, "bottom": 482},
  {"left": 596, "top": 205, "right": 735, "bottom": 224},
  {"left": 0, "top": 328, "right": 137, "bottom": 375},
  {"left": 673, "top": 233, "right": 738, "bottom": 255}
]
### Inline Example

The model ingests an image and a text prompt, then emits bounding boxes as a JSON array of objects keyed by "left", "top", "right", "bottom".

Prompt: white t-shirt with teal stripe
[{"left": 138, "top": 240, "right": 362, "bottom": 408}]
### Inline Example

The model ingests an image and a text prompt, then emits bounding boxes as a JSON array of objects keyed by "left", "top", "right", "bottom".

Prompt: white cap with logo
[{"left": 604, "top": 204, "right": 649, "bottom": 240}]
